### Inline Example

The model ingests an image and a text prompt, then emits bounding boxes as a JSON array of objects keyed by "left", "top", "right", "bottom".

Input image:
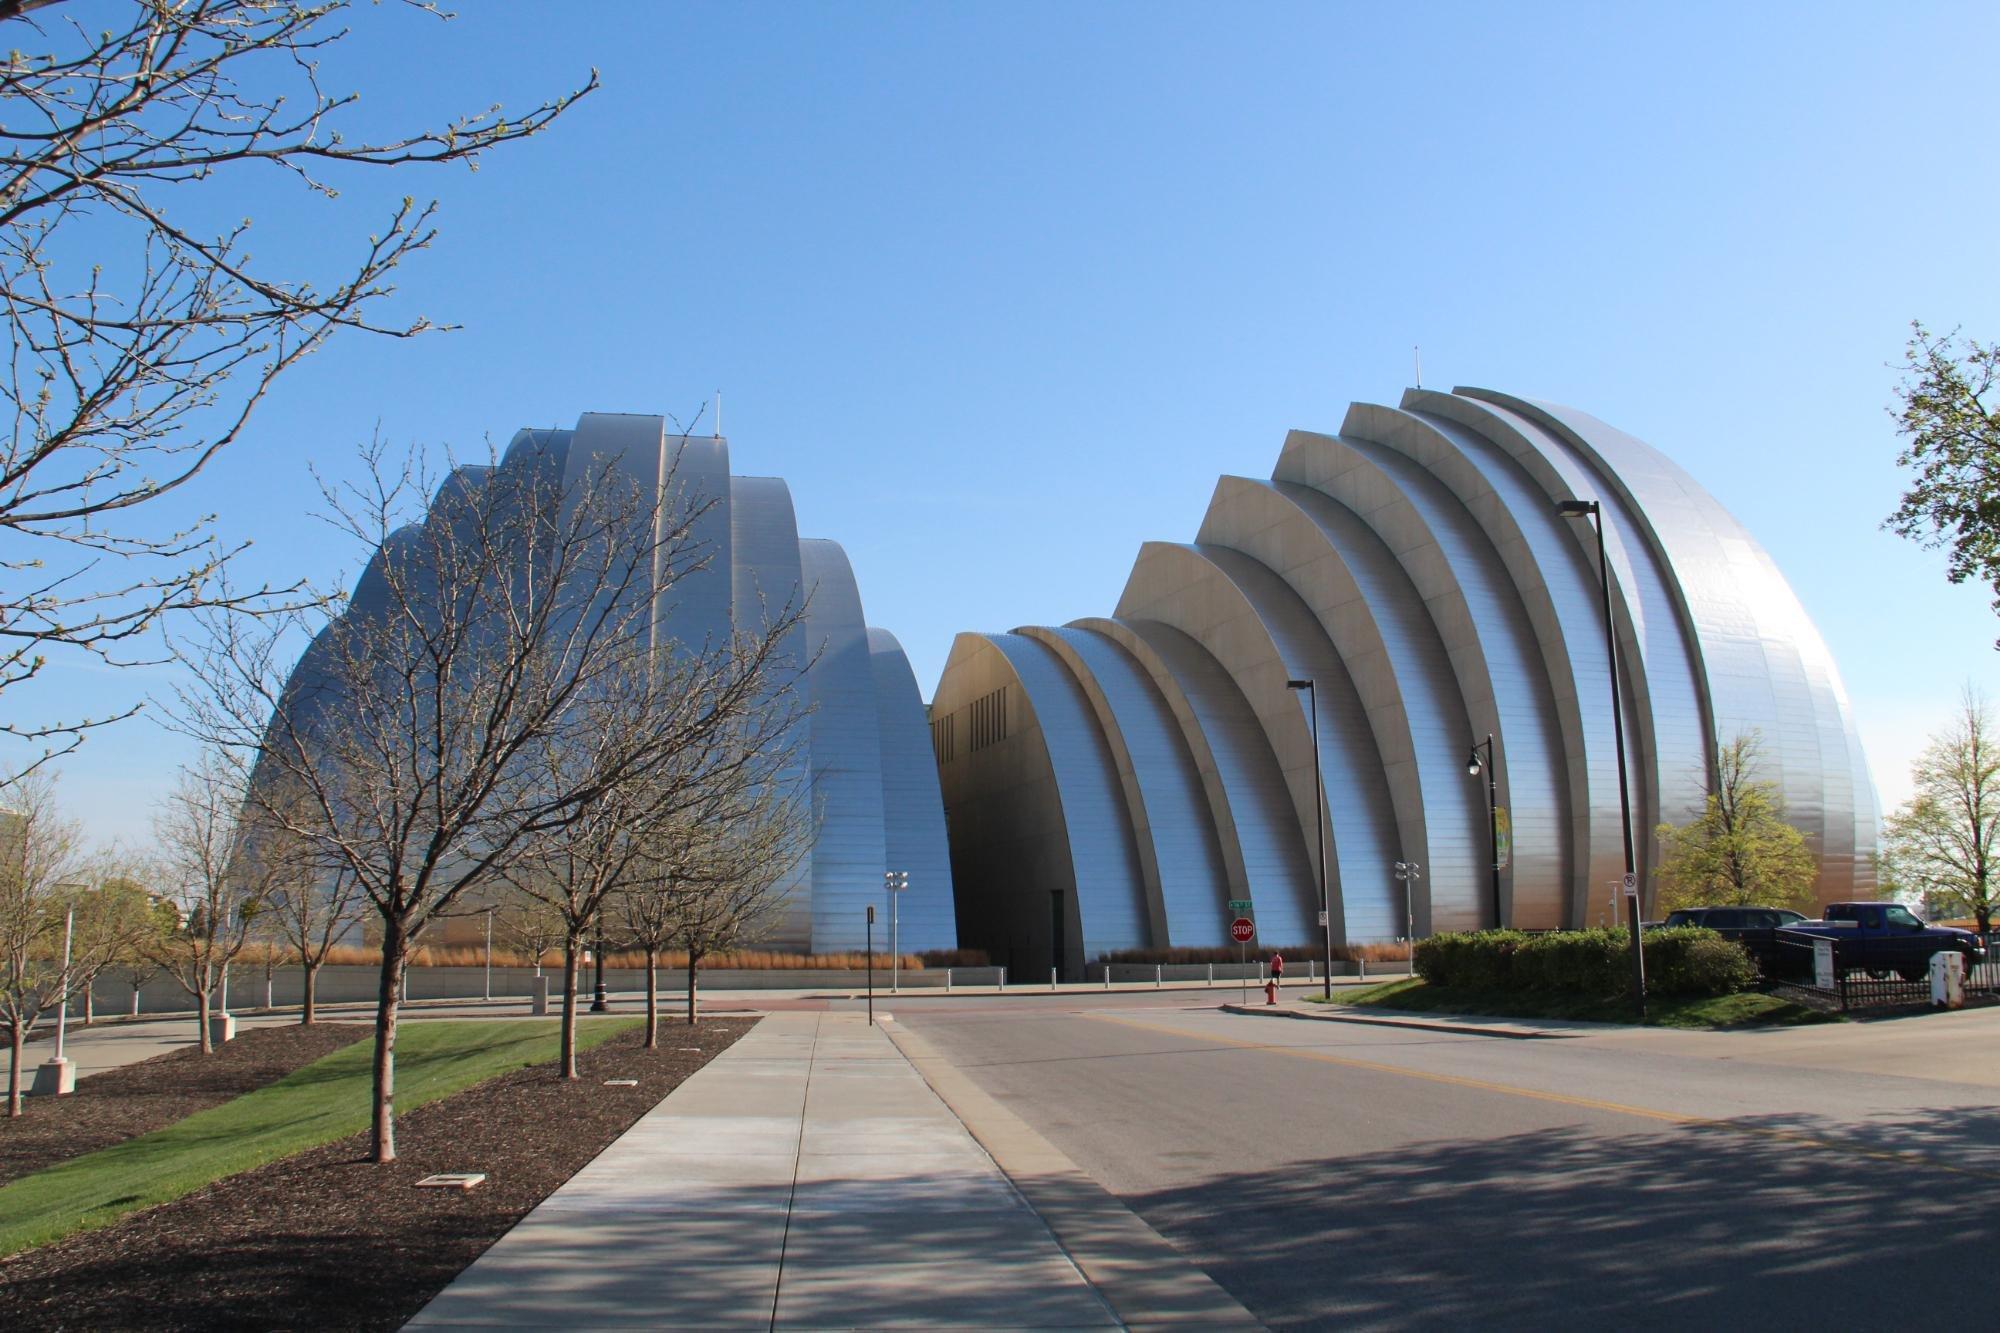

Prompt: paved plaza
[{"left": 409, "top": 1012, "right": 1123, "bottom": 1329}]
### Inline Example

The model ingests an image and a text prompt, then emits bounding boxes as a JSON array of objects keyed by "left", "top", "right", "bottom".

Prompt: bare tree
[
  {"left": 173, "top": 435, "right": 808, "bottom": 1162},
  {"left": 252, "top": 805, "right": 363, "bottom": 1024},
  {"left": 66, "top": 854, "right": 161, "bottom": 1025},
  {"left": 506, "top": 668, "right": 808, "bottom": 1077},
  {"left": 1, "top": 772, "right": 139, "bottom": 1115},
  {"left": 494, "top": 891, "right": 566, "bottom": 977},
  {"left": 1883, "top": 688, "right": 2000, "bottom": 934},
  {"left": 660, "top": 771, "right": 811, "bottom": 1028},
  {"left": 145, "top": 750, "right": 270, "bottom": 1051},
  {"left": 0, "top": 1, "right": 595, "bottom": 775}
]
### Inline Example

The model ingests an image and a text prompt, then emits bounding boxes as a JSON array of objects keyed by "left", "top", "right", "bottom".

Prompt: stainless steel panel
[
  {"left": 730, "top": 476, "right": 813, "bottom": 950},
  {"left": 1024, "top": 624, "right": 1230, "bottom": 948},
  {"left": 868, "top": 627, "right": 958, "bottom": 952},
  {"left": 798, "top": 539, "right": 888, "bottom": 954}
]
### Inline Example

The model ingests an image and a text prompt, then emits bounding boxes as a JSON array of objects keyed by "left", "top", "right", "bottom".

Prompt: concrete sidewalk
[{"left": 408, "top": 1013, "right": 1124, "bottom": 1329}]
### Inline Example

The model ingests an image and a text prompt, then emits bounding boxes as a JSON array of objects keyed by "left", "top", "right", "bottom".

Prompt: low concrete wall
[
  {"left": 64, "top": 958, "right": 1392, "bottom": 1018},
  {"left": 70, "top": 962, "right": 1014, "bottom": 1018}
]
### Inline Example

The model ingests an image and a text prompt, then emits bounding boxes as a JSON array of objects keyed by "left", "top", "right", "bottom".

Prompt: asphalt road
[{"left": 895, "top": 995, "right": 2000, "bottom": 1331}]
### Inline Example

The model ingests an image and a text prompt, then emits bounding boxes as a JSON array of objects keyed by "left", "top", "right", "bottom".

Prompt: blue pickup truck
[{"left": 1778, "top": 903, "right": 1986, "bottom": 981}]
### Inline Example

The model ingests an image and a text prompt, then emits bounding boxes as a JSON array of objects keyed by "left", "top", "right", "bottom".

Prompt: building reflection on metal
[
  {"left": 930, "top": 387, "right": 1876, "bottom": 977},
  {"left": 275, "top": 412, "right": 955, "bottom": 954}
]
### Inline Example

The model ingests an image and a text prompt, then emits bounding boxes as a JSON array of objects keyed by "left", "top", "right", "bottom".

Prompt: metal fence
[{"left": 1765, "top": 935, "right": 2000, "bottom": 1012}]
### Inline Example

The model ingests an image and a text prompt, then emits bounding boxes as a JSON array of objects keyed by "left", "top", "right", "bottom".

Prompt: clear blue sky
[{"left": 23, "top": 0, "right": 2000, "bottom": 846}]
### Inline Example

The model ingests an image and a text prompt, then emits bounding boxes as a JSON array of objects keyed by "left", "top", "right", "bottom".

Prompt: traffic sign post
[{"left": 1230, "top": 916, "right": 1255, "bottom": 1004}]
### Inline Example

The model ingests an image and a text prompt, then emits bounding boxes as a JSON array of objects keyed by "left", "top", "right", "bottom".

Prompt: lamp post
[
  {"left": 1393, "top": 861, "right": 1421, "bottom": 948},
  {"left": 590, "top": 913, "right": 609, "bottom": 1013},
  {"left": 1286, "top": 679, "right": 1334, "bottom": 1000},
  {"left": 1466, "top": 735, "right": 1503, "bottom": 928},
  {"left": 884, "top": 870, "right": 907, "bottom": 991},
  {"left": 1554, "top": 496, "right": 1646, "bottom": 1017},
  {"left": 482, "top": 906, "right": 495, "bottom": 1003}
]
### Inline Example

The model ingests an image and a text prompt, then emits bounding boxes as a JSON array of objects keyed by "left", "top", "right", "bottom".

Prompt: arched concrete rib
[
  {"left": 952, "top": 632, "right": 1151, "bottom": 968},
  {"left": 1272, "top": 414, "right": 1569, "bottom": 928},
  {"left": 730, "top": 475, "right": 813, "bottom": 950},
  {"left": 1196, "top": 482, "right": 1484, "bottom": 933},
  {"left": 1022, "top": 624, "right": 1226, "bottom": 948},
  {"left": 867, "top": 627, "right": 959, "bottom": 952},
  {"left": 1401, "top": 391, "right": 1663, "bottom": 918},
  {"left": 1465, "top": 390, "right": 1877, "bottom": 902},
  {"left": 1080, "top": 616, "right": 1322, "bottom": 941},
  {"left": 930, "top": 634, "right": 1082, "bottom": 973},
  {"left": 1435, "top": 393, "right": 1711, "bottom": 872},
  {"left": 1116, "top": 541, "right": 1394, "bottom": 941},
  {"left": 798, "top": 539, "right": 887, "bottom": 954}
]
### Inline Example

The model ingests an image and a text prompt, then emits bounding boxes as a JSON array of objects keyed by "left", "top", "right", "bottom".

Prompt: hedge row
[{"left": 1412, "top": 926, "right": 1755, "bottom": 997}]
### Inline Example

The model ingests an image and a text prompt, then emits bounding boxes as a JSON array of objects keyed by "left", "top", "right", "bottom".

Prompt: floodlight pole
[
  {"left": 1467, "top": 735, "right": 1502, "bottom": 927},
  {"left": 1286, "top": 679, "right": 1334, "bottom": 1000},
  {"left": 1556, "top": 496, "right": 1645, "bottom": 1018}
]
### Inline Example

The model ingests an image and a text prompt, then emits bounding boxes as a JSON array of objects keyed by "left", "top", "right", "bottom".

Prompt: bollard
[
  {"left": 1104, "top": 967, "right": 1111, "bottom": 989},
  {"left": 1208, "top": 962, "right": 1214, "bottom": 984},
  {"left": 1051, "top": 967, "right": 1058, "bottom": 990},
  {"left": 1358, "top": 957, "right": 1366, "bottom": 982},
  {"left": 1000, "top": 966, "right": 1007, "bottom": 989},
  {"left": 946, "top": 968, "right": 953, "bottom": 993},
  {"left": 1155, "top": 963, "right": 1162, "bottom": 989}
]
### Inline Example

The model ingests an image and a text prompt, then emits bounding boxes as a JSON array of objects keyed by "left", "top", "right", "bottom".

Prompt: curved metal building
[
  {"left": 281, "top": 412, "right": 955, "bottom": 954},
  {"left": 930, "top": 387, "right": 1876, "bottom": 976}
]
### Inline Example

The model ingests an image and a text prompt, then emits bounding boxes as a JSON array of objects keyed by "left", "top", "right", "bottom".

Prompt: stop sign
[{"left": 1229, "top": 917, "right": 1255, "bottom": 943}]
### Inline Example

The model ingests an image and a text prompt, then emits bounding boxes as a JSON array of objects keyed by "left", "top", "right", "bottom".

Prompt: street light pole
[
  {"left": 590, "top": 913, "right": 609, "bottom": 1013},
  {"left": 1286, "top": 679, "right": 1334, "bottom": 1001},
  {"left": 1393, "top": 861, "right": 1421, "bottom": 951},
  {"left": 1466, "top": 735, "right": 1502, "bottom": 927},
  {"left": 483, "top": 906, "right": 494, "bottom": 1003},
  {"left": 1556, "top": 496, "right": 1645, "bottom": 1017},
  {"left": 883, "top": 870, "right": 908, "bottom": 992}
]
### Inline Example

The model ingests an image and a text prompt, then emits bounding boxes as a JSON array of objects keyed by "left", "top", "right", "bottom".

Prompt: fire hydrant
[{"left": 1264, "top": 977, "right": 1278, "bottom": 1005}]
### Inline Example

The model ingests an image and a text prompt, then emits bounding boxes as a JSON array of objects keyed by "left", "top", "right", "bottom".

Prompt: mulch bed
[
  {"left": 0, "top": 1018, "right": 753, "bottom": 1332},
  {"left": 3, "top": 1023, "right": 372, "bottom": 1186}
]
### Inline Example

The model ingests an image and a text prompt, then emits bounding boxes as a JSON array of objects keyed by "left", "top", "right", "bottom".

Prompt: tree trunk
[
  {"left": 7, "top": 1020, "right": 23, "bottom": 1119},
  {"left": 369, "top": 920, "right": 409, "bottom": 1163},
  {"left": 644, "top": 947, "right": 658, "bottom": 1049},
  {"left": 302, "top": 959, "right": 319, "bottom": 1025},
  {"left": 560, "top": 930, "right": 582, "bottom": 1081},
  {"left": 130, "top": 985, "right": 140, "bottom": 1018},
  {"left": 196, "top": 985, "right": 213, "bottom": 1055},
  {"left": 82, "top": 982, "right": 93, "bottom": 1027},
  {"left": 686, "top": 949, "right": 700, "bottom": 1026}
]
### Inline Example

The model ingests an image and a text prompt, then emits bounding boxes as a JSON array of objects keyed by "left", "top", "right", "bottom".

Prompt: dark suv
[{"left": 1661, "top": 906, "right": 1808, "bottom": 972}]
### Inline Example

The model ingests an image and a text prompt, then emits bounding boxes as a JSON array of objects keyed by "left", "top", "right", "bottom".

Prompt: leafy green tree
[
  {"left": 1887, "top": 322, "right": 2000, "bottom": 645},
  {"left": 1654, "top": 730, "right": 1817, "bottom": 913},
  {"left": 1881, "top": 689, "right": 2000, "bottom": 934}
]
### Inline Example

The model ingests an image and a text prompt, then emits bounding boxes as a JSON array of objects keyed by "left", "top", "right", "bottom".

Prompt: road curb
[
  {"left": 884, "top": 1018, "right": 1266, "bottom": 1330},
  {"left": 1218, "top": 1002, "right": 1576, "bottom": 1040}
]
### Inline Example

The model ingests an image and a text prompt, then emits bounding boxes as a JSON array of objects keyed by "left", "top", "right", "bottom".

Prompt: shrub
[
  {"left": 1414, "top": 930, "right": 1530, "bottom": 989},
  {"left": 1643, "top": 927, "right": 1755, "bottom": 995},
  {"left": 1416, "top": 926, "right": 1752, "bottom": 998},
  {"left": 1513, "top": 928, "right": 1630, "bottom": 995}
]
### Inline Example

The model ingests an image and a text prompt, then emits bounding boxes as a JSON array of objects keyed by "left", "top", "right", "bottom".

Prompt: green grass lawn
[
  {"left": 1314, "top": 978, "right": 1837, "bottom": 1029},
  {"left": 0, "top": 1018, "right": 638, "bottom": 1257}
]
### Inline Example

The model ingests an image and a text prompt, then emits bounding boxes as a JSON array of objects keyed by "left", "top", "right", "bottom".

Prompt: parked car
[
  {"left": 1660, "top": 906, "right": 1807, "bottom": 973},
  {"left": 1778, "top": 902, "right": 1987, "bottom": 982}
]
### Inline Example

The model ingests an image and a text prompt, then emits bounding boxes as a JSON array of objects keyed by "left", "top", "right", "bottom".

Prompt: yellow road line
[{"left": 1087, "top": 1010, "right": 2000, "bottom": 1182}]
